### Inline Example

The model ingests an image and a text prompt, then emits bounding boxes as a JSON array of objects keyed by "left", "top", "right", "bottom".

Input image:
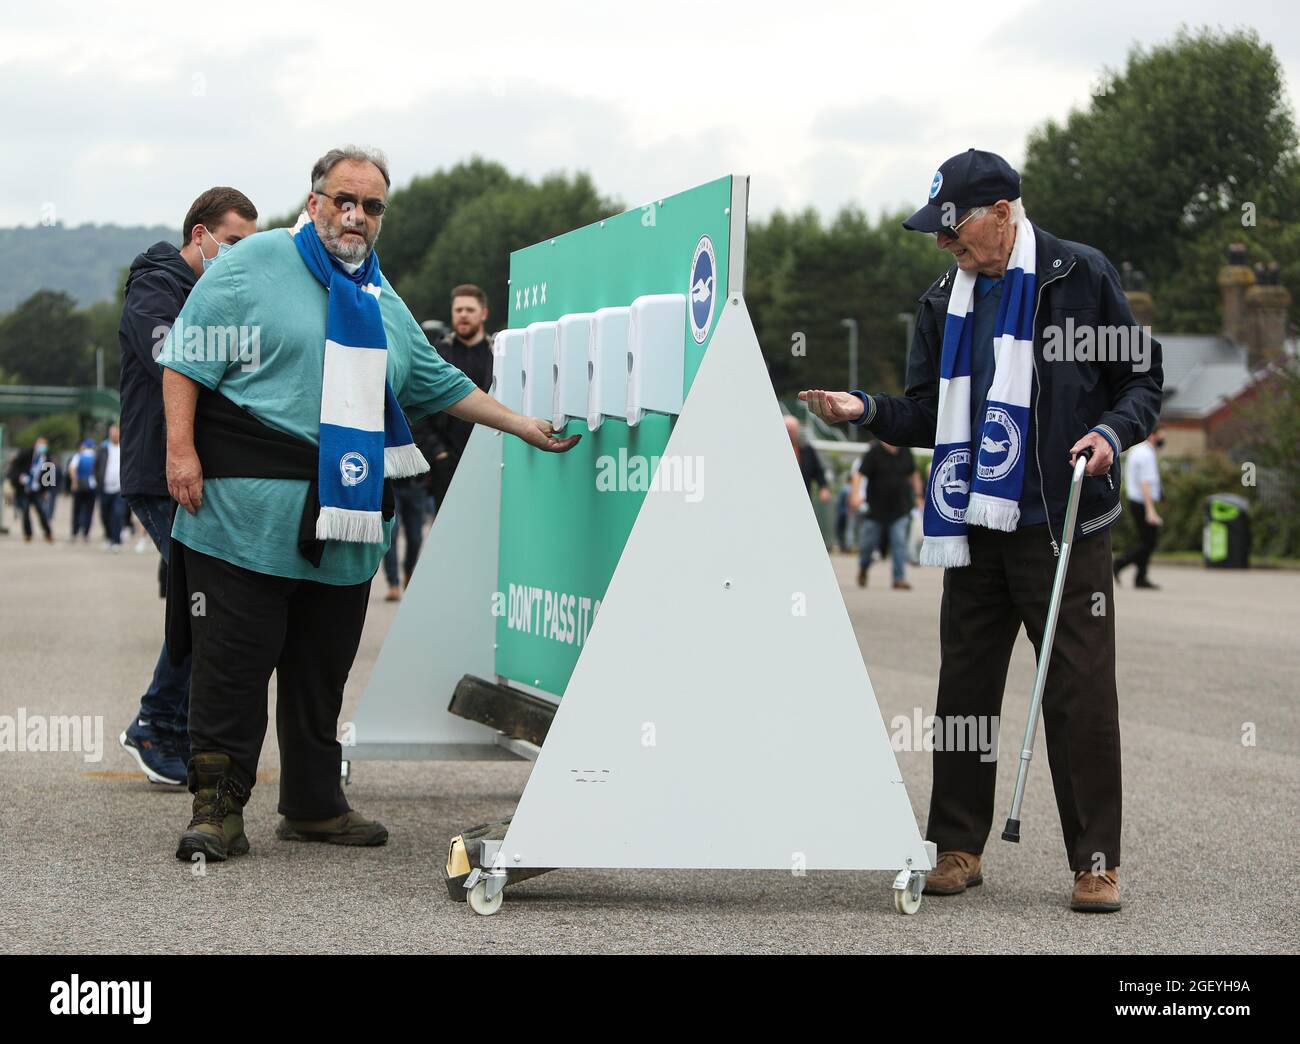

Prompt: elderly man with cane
[{"left": 801, "top": 149, "right": 1162, "bottom": 912}]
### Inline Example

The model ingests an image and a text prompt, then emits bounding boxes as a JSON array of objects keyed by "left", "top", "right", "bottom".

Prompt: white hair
[{"left": 1008, "top": 197, "right": 1026, "bottom": 222}]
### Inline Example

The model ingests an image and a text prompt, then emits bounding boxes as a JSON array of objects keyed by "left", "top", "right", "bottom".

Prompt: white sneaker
[{"left": 134, "top": 538, "right": 148, "bottom": 554}]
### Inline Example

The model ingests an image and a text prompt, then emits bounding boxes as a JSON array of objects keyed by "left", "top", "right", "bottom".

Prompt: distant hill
[{"left": 0, "top": 223, "right": 179, "bottom": 313}]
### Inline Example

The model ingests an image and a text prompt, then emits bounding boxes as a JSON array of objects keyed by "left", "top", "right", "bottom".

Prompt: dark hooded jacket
[{"left": 119, "top": 241, "right": 197, "bottom": 497}]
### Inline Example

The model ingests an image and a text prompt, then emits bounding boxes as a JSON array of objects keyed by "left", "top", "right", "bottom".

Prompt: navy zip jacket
[
  {"left": 119, "top": 241, "right": 197, "bottom": 497},
  {"left": 853, "top": 224, "right": 1163, "bottom": 551}
]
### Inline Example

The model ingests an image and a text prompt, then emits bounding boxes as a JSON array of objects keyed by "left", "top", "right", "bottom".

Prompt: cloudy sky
[{"left": 4, "top": 0, "right": 1297, "bottom": 229}]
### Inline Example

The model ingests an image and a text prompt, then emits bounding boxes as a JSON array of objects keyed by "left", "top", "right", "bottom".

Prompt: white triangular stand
[
  {"left": 500, "top": 298, "right": 931, "bottom": 871},
  {"left": 349, "top": 424, "right": 512, "bottom": 759}
]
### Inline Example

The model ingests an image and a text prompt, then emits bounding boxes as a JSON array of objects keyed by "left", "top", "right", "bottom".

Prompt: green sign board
[{"left": 495, "top": 175, "right": 739, "bottom": 695}]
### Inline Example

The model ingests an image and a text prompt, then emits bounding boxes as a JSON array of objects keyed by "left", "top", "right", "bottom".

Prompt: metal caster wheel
[
  {"left": 893, "top": 869, "right": 925, "bottom": 915},
  {"left": 467, "top": 879, "right": 504, "bottom": 916}
]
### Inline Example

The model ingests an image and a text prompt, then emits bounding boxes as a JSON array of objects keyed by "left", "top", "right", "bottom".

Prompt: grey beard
[{"left": 316, "top": 215, "right": 374, "bottom": 264}]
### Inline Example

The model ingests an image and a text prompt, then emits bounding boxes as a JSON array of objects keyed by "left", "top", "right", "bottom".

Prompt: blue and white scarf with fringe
[
  {"left": 292, "top": 219, "right": 428, "bottom": 543},
  {"left": 921, "top": 214, "right": 1037, "bottom": 568}
]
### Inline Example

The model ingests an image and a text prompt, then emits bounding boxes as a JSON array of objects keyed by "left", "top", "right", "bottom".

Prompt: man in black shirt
[
  {"left": 425, "top": 283, "right": 494, "bottom": 509},
  {"left": 852, "top": 440, "right": 921, "bottom": 589}
]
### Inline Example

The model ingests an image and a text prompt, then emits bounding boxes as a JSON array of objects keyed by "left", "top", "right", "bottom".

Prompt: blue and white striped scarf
[
  {"left": 292, "top": 220, "right": 428, "bottom": 544},
  {"left": 921, "top": 215, "right": 1037, "bottom": 568}
]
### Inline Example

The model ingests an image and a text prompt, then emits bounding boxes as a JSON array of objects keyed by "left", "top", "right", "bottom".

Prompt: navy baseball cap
[{"left": 903, "top": 149, "right": 1021, "bottom": 234}]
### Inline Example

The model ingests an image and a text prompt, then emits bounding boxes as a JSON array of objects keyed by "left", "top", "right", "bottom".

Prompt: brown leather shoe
[
  {"left": 892, "top": 579, "right": 912, "bottom": 590},
  {"left": 923, "top": 850, "right": 982, "bottom": 895},
  {"left": 856, "top": 567, "right": 867, "bottom": 587},
  {"left": 277, "top": 809, "right": 389, "bottom": 846},
  {"left": 1071, "top": 867, "right": 1121, "bottom": 912}
]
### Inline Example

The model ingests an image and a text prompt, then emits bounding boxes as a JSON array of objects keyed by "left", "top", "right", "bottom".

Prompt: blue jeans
[
  {"left": 99, "top": 491, "right": 125, "bottom": 545},
  {"left": 124, "top": 494, "right": 190, "bottom": 734},
  {"left": 383, "top": 483, "right": 428, "bottom": 586},
  {"left": 72, "top": 490, "right": 96, "bottom": 537},
  {"left": 858, "top": 513, "right": 911, "bottom": 583}
]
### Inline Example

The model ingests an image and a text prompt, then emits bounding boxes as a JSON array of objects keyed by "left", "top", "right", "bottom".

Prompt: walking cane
[{"left": 1002, "top": 446, "right": 1093, "bottom": 843}]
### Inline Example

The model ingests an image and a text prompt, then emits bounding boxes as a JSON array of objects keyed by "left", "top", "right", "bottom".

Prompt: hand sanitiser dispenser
[
  {"left": 490, "top": 328, "right": 526, "bottom": 414},
  {"left": 521, "top": 321, "right": 558, "bottom": 420},
  {"left": 586, "top": 306, "right": 630, "bottom": 431},
  {"left": 552, "top": 312, "right": 594, "bottom": 431},
  {"left": 625, "top": 294, "right": 686, "bottom": 427}
]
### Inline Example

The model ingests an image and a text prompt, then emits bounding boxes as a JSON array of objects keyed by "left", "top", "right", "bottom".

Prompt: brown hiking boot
[
  {"left": 276, "top": 809, "right": 388, "bottom": 846},
  {"left": 924, "top": 850, "right": 983, "bottom": 895},
  {"left": 176, "top": 753, "right": 249, "bottom": 862},
  {"left": 1071, "top": 867, "right": 1121, "bottom": 912}
]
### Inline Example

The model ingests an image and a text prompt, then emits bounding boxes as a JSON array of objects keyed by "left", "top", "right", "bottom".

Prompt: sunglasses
[
  {"left": 935, "top": 207, "right": 985, "bottom": 242},
  {"left": 315, "top": 190, "right": 388, "bottom": 217}
]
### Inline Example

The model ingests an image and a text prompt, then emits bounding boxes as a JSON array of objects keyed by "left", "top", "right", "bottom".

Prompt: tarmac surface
[{"left": 1, "top": 524, "right": 1296, "bottom": 954}]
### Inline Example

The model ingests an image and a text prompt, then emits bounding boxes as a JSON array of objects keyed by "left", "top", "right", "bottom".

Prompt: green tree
[
  {"left": 1022, "top": 27, "right": 1300, "bottom": 325},
  {"left": 398, "top": 173, "right": 619, "bottom": 327},
  {"left": 0, "top": 290, "right": 93, "bottom": 386},
  {"left": 748, "top": 206, "right": 948, "bottom": 400}
]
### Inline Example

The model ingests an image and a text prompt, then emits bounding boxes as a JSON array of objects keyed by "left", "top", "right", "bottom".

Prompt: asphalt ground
[{"left": 0, "top": 522, "right": 1295, "bottom": 954}]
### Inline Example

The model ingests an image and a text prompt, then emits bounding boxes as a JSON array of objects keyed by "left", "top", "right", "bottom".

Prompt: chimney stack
[
  {"left": 1244, "top": 262, "right": 1291, "bottom": 369},
  {"left": 1218, "top": 242, "right": 1255, "bottom": 345},
  {"left": 1120, "top": 261, "right": 1154, "bottom": 328}
]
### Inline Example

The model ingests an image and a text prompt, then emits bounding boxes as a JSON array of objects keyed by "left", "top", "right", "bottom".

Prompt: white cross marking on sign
[{"left": 540, "top": 282, "right": 547, "bottom": 304}]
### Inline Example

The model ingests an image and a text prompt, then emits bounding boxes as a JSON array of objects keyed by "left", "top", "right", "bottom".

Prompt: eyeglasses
[
  {"left": 936, "top": 206, "right": 986, "bottom": 242},
  {"left": 314, "top": 190, "right": 388, "bottom": 217}
]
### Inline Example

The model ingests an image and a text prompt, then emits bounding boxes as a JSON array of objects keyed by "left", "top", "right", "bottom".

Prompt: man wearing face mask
[
  {"left": 157, "top": 147, "right": 579, "bottom": 864},
  {"left": 117, "top": 186, "right": 259, "bottom": 786},
  {"left": 7, "top": 436, "right": 56, "bottom": 543}
]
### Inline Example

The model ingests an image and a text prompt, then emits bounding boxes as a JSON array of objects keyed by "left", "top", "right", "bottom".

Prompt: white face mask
[{"left": 200, "top": 228, "right": 232, "bottom": 272}]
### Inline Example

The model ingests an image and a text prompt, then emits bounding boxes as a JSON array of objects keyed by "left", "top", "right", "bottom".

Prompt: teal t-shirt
[{"left": 158, "top": 229, "right": 477, "bottom": 585}]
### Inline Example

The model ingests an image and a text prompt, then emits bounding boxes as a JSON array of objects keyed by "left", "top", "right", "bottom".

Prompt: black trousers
[
  {"left": 179, "top": 542, "right": 372, "bottom": 818},
  {"left": 1114, "top": 500, "right": 1159, "bottom": 581},
  {"left": 926, "top": 524, "right": 1122, "bottom": 871}
]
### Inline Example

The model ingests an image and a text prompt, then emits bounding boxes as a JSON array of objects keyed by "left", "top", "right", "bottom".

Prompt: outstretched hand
[
  {"left": 798, "top": 389, "right": 865, "bottom": 425},
  {"left": 516, "top": 416, "right": 582, "bottom": 453}
]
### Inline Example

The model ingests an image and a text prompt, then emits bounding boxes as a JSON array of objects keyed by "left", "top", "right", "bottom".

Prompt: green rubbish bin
[{"left": 1203, "top": 494, "right": 1251, "bottom": 569}]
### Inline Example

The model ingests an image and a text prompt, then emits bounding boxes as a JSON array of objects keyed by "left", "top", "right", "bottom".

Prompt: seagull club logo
[
  {"left": 340, "top": 451, "right": 369, "bottom": 487},
  {"left": 931, "top": 447, "right": 971, "bottom": 525},
  {"left": 929, "top": 170, "right": 943, "bottom": 199},
  {"left": 689, "top": 235, "right": 716, "bottom": 344},
  {"left": 976, "top": 406, "right": 1022, "bottom": 482}
]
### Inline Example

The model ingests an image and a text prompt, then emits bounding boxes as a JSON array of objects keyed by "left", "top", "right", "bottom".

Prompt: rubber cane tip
[{"left": 1001, "top": 819, "right": 1021, "bottom": 843}]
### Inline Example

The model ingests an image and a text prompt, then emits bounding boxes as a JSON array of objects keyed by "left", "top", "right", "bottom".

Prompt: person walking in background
[
  {"left": 69, "top": 438, "right": 98, "bottom": 541},
  {"left": 1113, "top": 425, "right": 1164, "bottom": 589},
  {"left": 118, "top": 185, "right": 260, "bottom": 786},
  {"left": 852, "top": 440, "right": 922, "bottom": 589},
  {"left": 424, "top": 284, "right": 495, "bottom": 514},
  {"left": 381, "top": 469, "right": 427, "bottom": 601},
  {"left": 95, "top": 425, "right": 126, "bottom": 551},
  {"left": 8, "top": 436, "right": 56, "bottom": 543},
  {"left": 785, "top": 415, "right": 831, "bottom": 503}
]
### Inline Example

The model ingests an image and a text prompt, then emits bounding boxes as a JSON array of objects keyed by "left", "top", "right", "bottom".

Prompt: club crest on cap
[{"left": 929, "top": 171, "right": 943, "bottom": 199}]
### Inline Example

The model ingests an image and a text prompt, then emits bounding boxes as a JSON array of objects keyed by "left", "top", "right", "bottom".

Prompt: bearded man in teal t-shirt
[{"left": 158, "top": 146, "right": 578, "bottom": 863}]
